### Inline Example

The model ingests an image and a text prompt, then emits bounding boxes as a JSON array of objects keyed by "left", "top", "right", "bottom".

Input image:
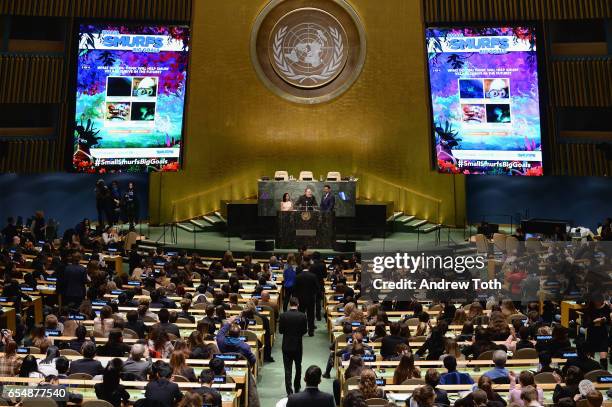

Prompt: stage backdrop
[{"left": 149, "top": 0, "right": 466, "bottom": 226}]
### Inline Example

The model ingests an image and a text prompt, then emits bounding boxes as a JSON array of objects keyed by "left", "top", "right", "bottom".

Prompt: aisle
[{"left": 258, "top": 317, "right": 334, "bottom": 406}]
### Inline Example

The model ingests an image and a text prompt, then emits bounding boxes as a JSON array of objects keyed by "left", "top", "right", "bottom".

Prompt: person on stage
[
  {"left": 295, "top": 188, "right": 318, "bottom": 211},
  {"left": 320, "top": 185, "right": 335, "bottom": 212},
  {"left": 280, "top": 193, "right": 294, "bottom": 211}
]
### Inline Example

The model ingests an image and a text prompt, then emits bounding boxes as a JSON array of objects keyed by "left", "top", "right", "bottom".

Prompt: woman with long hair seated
[
  {"left": 393, "top": 352, "right": 420, "bottom": 384},
  {"left": 359, "top": 368, "right": 385, "bottom": 400}
]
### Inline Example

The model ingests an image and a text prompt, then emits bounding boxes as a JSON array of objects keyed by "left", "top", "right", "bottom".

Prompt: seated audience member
[
  {"left": 122, "top": 343, "right": 152, "bottom": 380},
  {"left": 462, "top": 326, "right": 497, "bottom": 358},
  {"left": 19, "top": 354, "right": 44, "bottom": 380},
  {"left": 415, "top": 326, "right": 445, "bottom": 360},
  {"left": 215, "top": 316, "right": 256, "bottom": 366},
  {"left": 0, "top": 341, "right": 21, "bottom": 376},
  {"left": 156, "top": 308, "right": 181, "bottom": 338},
  {"left": 393, "top": 352, "right": 420, "bottom": 384},
  {"left": 359, "top": 368, "right": 385, "bottom": 400},
  {"left": 286, "top": 365, "right": 335, "bottom": 407},
  {"left": 509, "top": 371, "right": 544, "bottom": 406},
  {"left": 455, "top": 376, "right": 506, "bottom": 407},
  {"left": 69, "top": 341, "right": 104, "bottom": 376},
  {"left": 424, "top": 368, "right": 450, "bottom": 406},
  {"left": 380, "top": 322, "right": 409, "bottom": 359},
  {"left": 586, "top": 390, "right": 604, "bottom": 407},
  {"left": 94, "top": 358, "right": 130, "bottom": 407},
  {"left": 408, "top": 385, "right": 436, "bottom": 407},
  {"left": 553, "top": 366, "right": 583, "bottom": 403},
  {"left": 343, "top": 390, "right": 367, "bottom": 407},
  {"left": 38, "top": 346, "right": 60, "bottom": 376},
  {"left": 439, "top": 338, "right": 464, "bottom": 361},
  {"left": 209, "top": 358, "right": 226, "bottom": 377},
  {"left": 192, "top": 369, "right": 222, "bottom": 407},
  {"left": 148, "top": 326, "right": 174, "bottom": 358},
  {"left": 145, "top": 361, "right": 184, "bottom": 407},
  {"left": 537, "top": 352, "right": 562, "bottom": 375},
  {"left": 370, "top": 322, "right": 387, "bottom": 342},
  {"left": 563, "top": 341, "right": 602, "bottom": 374},
  {"left": 177, "top": 299, "right": 196, "bottom": 323},
  {"left": 55, "top": 356, "right": 70, "bottom": 379},
  {"left": 66, "top": 324, "right": 90, "bottom": 352},
  {"left": 170, "top": 350, "right": 197, "bottom": 382},
  {"left": 540, "top": 326, "right": 571, "bottom": 357},
  {"left": 483, "top": 350, "right": 510, "bottom": 383},
  {"left": 520, "top": 386, "right": 542, "bottom": 407},
  {"left": 179, "top": 392, "right": 203, "bottom": 407},
  {"left": 94, "top": 305, "right": 115, "bottom": 337},
  {"left": 97, "top": 329, "right": 130, "bottom": 357},
  {"left": 125, "top": 310, "right": 147, "bottom": 338},
  {"left": 439, "top": 356, "right": 474, "bottom": 385}
]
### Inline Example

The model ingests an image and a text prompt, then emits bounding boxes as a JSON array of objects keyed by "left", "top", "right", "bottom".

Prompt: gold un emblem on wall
[{"left": 251, "top": 0, "right": 366, "bottom": 104}]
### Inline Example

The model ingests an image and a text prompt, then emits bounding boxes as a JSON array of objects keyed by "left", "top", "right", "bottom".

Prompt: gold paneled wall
[{"left": 149, "top": 0, "right": 466, "bottom": 226}]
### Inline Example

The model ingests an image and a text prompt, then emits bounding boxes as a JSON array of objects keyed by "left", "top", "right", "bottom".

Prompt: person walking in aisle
[
  {"left": 293, "top": 262, "right": 319, "bottom": 336},
  {"left": 279, "top": 297, "right": 308, "bottom": 396}
]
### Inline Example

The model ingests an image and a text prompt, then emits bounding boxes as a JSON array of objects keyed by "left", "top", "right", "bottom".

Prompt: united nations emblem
[
  {"left": 301, "top": 211, "right": 312, "bottom": 221},
  {"left": 251, "top": 0, "right": 366, "bottom": 104}
]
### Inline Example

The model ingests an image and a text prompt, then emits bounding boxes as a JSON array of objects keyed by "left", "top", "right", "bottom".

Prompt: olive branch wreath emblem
[{"left": 272, "top": 25, "right": 344, "bottom": 84}]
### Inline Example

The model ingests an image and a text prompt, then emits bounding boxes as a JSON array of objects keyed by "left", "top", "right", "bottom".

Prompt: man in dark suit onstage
[
  {"left": 287, "top": 365, "right": 335, "bottom": 407},
  {"left": 319, "top": 184, "right": 335, "bottom": 212},
  {"left": 279, "top": 297, "right": 308, "bottom": 396},
  {"left": 293, "top": 265, "right": 319, "bottom": 336}
]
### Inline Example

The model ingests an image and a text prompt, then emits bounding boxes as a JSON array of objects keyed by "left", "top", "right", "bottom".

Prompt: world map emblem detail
[
  {"left": 270, "top": 10, "right": 348, "bottom": 88},
  {"left": 251, "top": 0, "right": 366, "bottom": 104}
]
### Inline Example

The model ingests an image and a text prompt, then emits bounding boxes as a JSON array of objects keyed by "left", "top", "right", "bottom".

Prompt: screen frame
[
  {"left": 423, "top": 22, "right": 548, "bottom": 176},
  {"left": 68, "top": 19, "right": 192, "bottom": 173}
]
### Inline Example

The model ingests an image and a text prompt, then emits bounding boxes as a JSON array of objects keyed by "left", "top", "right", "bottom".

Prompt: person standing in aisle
[{"left": 279, "top": 297, "right": 308, "bottom": 396}]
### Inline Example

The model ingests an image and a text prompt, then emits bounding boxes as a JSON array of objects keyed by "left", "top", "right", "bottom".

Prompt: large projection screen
[
  {"left": 73, "top": 24, "right": 190, "bottom": 173},
  {"left": 426, "top": 26, "right": 543, "bottom": 176}
]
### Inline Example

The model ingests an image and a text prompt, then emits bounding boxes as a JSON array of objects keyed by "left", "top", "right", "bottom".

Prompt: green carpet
[{"left": 258, "top": 319, "right": 334, "bottom": 406}]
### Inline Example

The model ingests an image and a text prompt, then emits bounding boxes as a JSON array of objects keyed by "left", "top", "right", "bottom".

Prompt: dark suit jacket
[
  {"left": 68, "top": 358, "right": 104, "bottom": 376},
  {"left": 320, "top": 192, "right": 335, "bottom": 212},
  {"left": 287, "top": 387, "right": 335, "bottom": 407},
  {"left": 144, "top": 379, "right": 183, "bottom": 407},
  {"left": 279, "top": 309, "right": 308, "bottom": 353},
  {"left": 60, "top": 264, "right": 87, "bottom": 298},
  {"left": 293, "top": 271, "right": 319, "bottom": 305},
  {"left": 380, "top": 335, "right": 409, "bottom": 359}
]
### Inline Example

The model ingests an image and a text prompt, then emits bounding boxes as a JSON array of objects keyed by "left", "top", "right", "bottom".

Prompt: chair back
[
  {"left": 176, "top": 317, "right": 192, "bottom": 324},
  {"left": 240, "top": 330, "right": 259, "bottom": 343},
  {"left": 83, "top": 401, "right": 115, "bottom": 407},
  {"left": 505, "top": 236, "right": 519, "bottom": 254},
  {"left": 274, "top": 171, "right": 288, "bottom": 181},
  {"left": 366, "top": 398, "right": 389, "bottom": 406},
  {"left": 405, "top": 317, "right": 419, "bottom": 326},
  {"left": 343, "top": 375, "right": 360, "bottom": 394},
  {"left": 492, "top": 233, "right": 507, "bottom": 252},
  {"left": 22, "top": 399, "right": 57, "bottom": 407},
  {"left": 68, "top": 373, "right": 93, "bottom": 380},
  {"left": 60, "top": 348, "right": 81, "bottom": 356},
  {"left": 143, "top": 315, "right": 158, "bottom": 322},
  {"left": 401, "top": 378, "right": 426, "bottom": 385},
  {"left": 172, "top": 374, "right": 189, "bottom": 382},
  {"left": 122, "top": 328, "right": 139, "bottom": 339},
  {"left": 192, "top": 302, "right": 208, "bottom": 309},
  {"left": 477, "top": 350, "right": 494, "bottom": 360},
  {"left": 475, "top": 234, "right": 489, "bottom": 254},
  {"left": 28, "top": 346, "right": 41, "bottom": 354},
  {"left": 513, "top": 347, "right": 538, "bottom": 359},
  {"left": 534, "top": 372, "right": 557, "bottom": 384},
  {"left": 326, "top": 171, "right": 341, "bottom": 181},
  {"left": 585, "top": 369, "right": 610, "bottom": 382},
  {"left": 298, "top": 171, "right": 313, "bottom": 181}
]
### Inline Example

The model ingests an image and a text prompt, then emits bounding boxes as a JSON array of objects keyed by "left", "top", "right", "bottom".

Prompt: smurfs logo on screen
[
  {"left": 448, "top": 37, "right": 510, "bottom": 53},
  {"left": 100, "top": 31, "right": 164, "bottom": 52}
]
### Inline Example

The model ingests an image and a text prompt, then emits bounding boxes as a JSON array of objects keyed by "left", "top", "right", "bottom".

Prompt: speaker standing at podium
[
  {"left": 320, "top": 184, "right": 335, "bottom": 212},
  {"left": 295, "top": 188, "right": 318, "bottom": 210}
]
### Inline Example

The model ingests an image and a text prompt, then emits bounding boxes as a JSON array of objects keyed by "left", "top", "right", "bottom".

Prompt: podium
[{"left": 276, "top": 210, "right": 335, "bottom": 249}]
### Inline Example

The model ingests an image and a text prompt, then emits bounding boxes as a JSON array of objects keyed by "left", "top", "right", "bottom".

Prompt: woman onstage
[{"left": 584, "top": 292, "right": 611, "bottom": 370}]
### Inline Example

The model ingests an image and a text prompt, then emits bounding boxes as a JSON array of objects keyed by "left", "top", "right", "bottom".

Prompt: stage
[{"left": 136, "top": 224, "right": 473, "bottom": 256}]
